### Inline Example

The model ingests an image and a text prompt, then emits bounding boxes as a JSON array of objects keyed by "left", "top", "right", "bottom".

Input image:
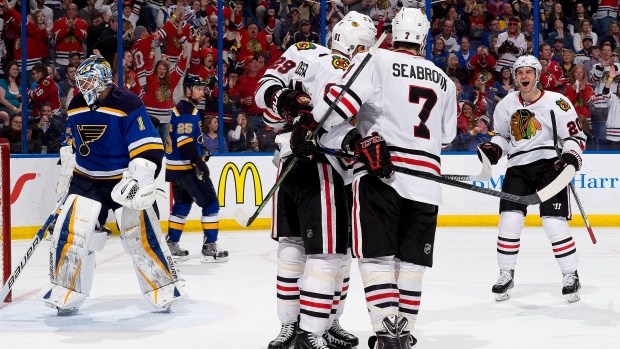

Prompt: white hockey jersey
[
  {"left": 490, "top": 90, "right": 586, "bottom": 168},
  {"left": 603, "top": 90, "right": 620, "bottom": 142},
  {"left": 312, "top": 49, "right": 458, "bottom": 205}
]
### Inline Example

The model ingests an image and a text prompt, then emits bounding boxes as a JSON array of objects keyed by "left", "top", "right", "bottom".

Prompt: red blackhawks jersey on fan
[
  {"left": 131, "top": 34, "right": 157, "bottom": 88},
  {"left": 312, "top": 50, "right": 458, "bottom": 206},
  {"left": 29, "top": 76, "right": 61, "bottom": 117},
  {"left": 490, "top": 90, "right": 585, "bottom": 168},
  {"left": 53, "top": 16, "right": 88, "bottom": 65}
]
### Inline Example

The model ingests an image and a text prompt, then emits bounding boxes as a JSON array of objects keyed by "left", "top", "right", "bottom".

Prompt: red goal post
[{"left": 0, "top": 139, "right": 10, "bottom": 302}]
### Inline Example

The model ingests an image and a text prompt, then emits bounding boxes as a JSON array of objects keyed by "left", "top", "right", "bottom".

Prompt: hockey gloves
[
  {"left": 554, "top": 150, "right": 582, "bottom": 171},
  {"left": 290, "top": 111, "right": 318, "bottom": 160},
  {"left": 194, "top": 160, "right": 211, "bottom": 182},
  {"left": 354, "top": 132, "right": 393, "bottom": 178},
  {"left": 478, "top": 142, "right": 502, "bottom": 165},
  {"left": 272, "top": 88, "right": 312, "bottom": 123}
]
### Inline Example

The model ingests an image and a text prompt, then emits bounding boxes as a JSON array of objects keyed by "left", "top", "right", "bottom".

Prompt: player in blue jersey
[
  {"left": 37, "top": 55, "right": 187, "bottom": 315},
  {"left": 164, "top": 75, "right": 227, "bottom": 263}
]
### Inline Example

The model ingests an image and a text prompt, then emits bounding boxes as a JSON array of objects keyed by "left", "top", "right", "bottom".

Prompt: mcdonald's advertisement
[{"left": 5, "top": 153, "right": 620, "bottom": 239}]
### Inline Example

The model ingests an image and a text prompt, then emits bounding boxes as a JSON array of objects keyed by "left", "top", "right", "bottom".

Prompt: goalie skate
[
  {"left": 562, "top": 271, "right": 581, "bottom": 303},
  {"left": 492, "top": 270, "right": 514, "bottom": 302}
]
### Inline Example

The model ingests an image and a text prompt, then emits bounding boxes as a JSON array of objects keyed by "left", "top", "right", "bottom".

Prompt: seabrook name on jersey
[{"left": 391, "top": 63, "right": 448, "bottom": 92}]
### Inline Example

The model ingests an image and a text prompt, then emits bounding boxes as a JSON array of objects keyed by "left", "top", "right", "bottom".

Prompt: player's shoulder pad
[
  {"left": 174, "top": 100, "right": 199, "bottom": 116},
  {"left": 330, "top": 54, "right": 350, "bottom": 71},
  {"left": 103, "top": 87, "right": 145, "bottom": 116}
]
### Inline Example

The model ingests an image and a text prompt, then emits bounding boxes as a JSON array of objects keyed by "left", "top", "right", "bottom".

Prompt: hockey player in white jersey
[
  {"left": 602, "top": 64, "right": 620, "bottom": 149},
  {"left": 304, "top": 8, "right": 457, "bottom": 348},
  {"left": 255, "top": 11, "right": 375, "bottom": 349},
  {"left": 479, "top": 55, "right": 586, "bottom": 303}
]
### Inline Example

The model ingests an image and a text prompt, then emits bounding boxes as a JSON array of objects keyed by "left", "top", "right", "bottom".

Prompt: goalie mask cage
[{"left": 0, "top": 139, "right": 10, "bottom": 302}]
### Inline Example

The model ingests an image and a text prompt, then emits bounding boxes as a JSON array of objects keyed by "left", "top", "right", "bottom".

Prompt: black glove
[
  {"left": 290, "top": 111, "right": 318, "bottom": 160},
  {"left": 272, "top": 88, "right": 312, "bottom": 123},
  {"left": 478, "top": 142, "right": 502, "bottom": 165},
  {"left": 203, "top": 149, "right": 211, "bottom": 162},
  {"left": 554, "top": 150, "right": 582, "bottom": 171},
  {"left": 194, "top": 161, "right": 210, "bottom": 182},
  {"left": 354, "top": 132, "right": 393, "bottom": 178}
]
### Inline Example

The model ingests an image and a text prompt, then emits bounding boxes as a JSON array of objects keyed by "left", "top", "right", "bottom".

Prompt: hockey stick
[
  {"left": 550, "top": 111, "right": 596, "bottom": 244},
  {"left": 314, "top": 147, "right": 575, "bottom": 205},
  {"left": 273, "top": 137, "right": 493, "bottom": 181},
  {"left": 0, "top": 191, "right": 69, "bottom": 303},
  {"left": 234, "top": 33, "right": 389, "bottom": 228}
]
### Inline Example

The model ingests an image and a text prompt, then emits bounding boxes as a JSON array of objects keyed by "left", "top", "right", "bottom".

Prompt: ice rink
[{"left": 1, "top": 227, "right": 620, "bottom": 349}]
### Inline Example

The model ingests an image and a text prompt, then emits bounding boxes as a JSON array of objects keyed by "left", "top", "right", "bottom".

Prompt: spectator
[
  {"left": 564, "top": 64, "right": 595, "bottom": 122},
  {"left": 589, "top": 42, "right": 620, "bottom": 148},
  {"left": 472, "top": 80, "right": 493, "bottom": 116},
  {"left": 130, "top": 26, "right": 160, "bottom": 88},
  {"left": 0, "top": 61, "right": 23, "bottom": 116},
  {"left": 446, "top": 114, "right": 493, "bottom": 151},
  {"left": 497, "top": 3, "right": 515, "bottom": 30},
  {"left": 122, "top": 0, "right": 139, "bottom": 29},
  {"left": 93, "top": 14, "right": 120, "bottom": 64},
  {"left": 298, "top": 0, "right": 320, "bottom": 21},
  {"left": 573, "top": 19, "right": 597, "bottom": 52},
  {"left": 495, "top": 16, "right": 526, "bottom": 72},
  {"left": 1, "top": 114, "right": 41, "bottom": 153},
  {"left": 539, "top": 42, "right": 566, "bottom": 91},
  {"left": 432, "top": 0, "right": 455, "bottom": 20},
  {"left": 237, "top": 54, "right": 266, "bottom": 131},
  {"left": 78, "top": 0, "right": 98, "bottom": 25},
  {"left": 595, "top": 0, "right": 618, "bottom": 35},
  {"left": 467, "top": 45, "right": 497, "bottom": 87},
  {"left": 489, "top": 34, "right": 501, "bottom": 61},
  {"left": 369, "top": 0, "right": 390, "bottom": 26},
  {"left": 3, "top": 4, "right": 50, "bottom": 75},
  {"left": 600, "top": 21, "right": 620, "bottom": 53},
  {"left": 481, "top": 18, "right": 501, "bottom": 49},
  {"left": 455, "top": 36, "right": 475, "bottom": 67},
  {"left": 86, "top": 11, "right": 106, "bottom": 55},
  {"left": 523, "top": 19, "right": 544, "bottom": 46},
  {"left": 433, "top": 19, "right": 460, "bottom": 52},
  {"left": 445, "top": 6, "right": 467, "bottom": 37},
  {"left": 256, "top": 125, "right": 279, "bottom": 152},
  {"left": 344, "top": 0, "right": 374, "bottom": 17},
  {"left": 604, "top": 65, "right": 620, "bottom": 149},
  {"left": 445, "top": 52, "right": 470, "bottom": 85},
  {"left": 463, "top": 4, "right": 487, "bottom": 40},
  {"left": 540, "top": 0, "right": 555, "bottom": 33},
  {"left": 456, "top": 100, "right": 476, "bottom": 134},
  {"left": 201, "top": 115, "right": 228, "bottom": 153},
  {"left": 547, "top": 19, "right": 574, "bottom": 51},
  {"left": 279, "top": 6, "right": 301, "bottom": 47},
  {"left": 30, "top": 0, "right": 54, "bottom": 26},
  {"left": 228, "top": 111, "right": 259, "bottom": 152},
  {"left": 53, "top": 3, "right": 88, "bottom": 79},
  {"left": 42, "top": 101, "right": 65, "bottom": 153},
  {"left": 430, "top": 36, "right": 449, "bottom": 69},
  {"left": 325, "top": 11, "right": 343, "bottom": 48},
  {"left": 58, "top": 63, "right": 77, "bottom": 112},
  {"left": 544, "top": 2, "right": 569, "bottom": 37},
  {"left": 155, "top": 0, "right": 174, "bottom": 29},
  {"left": 486, "top": 0, "right": 504, "bottom": 19},
  {"left": 158, "top": 3, "right": 191, "bottom": 67},
  {"left": 512, "top": 0, "right": 532, "bottom": 22},
  {"left": 560, "top": 49, "right": 576, "bottom": 80},
  {"left": 551, "top": 38, "right": 565, "bottom": 63},
  {"left": 569, "top": 2, "right": 595, "bottom": 35},
  {"left": 113, "top": 51, "right": 143, "bottom": 98},
  {"left": 574, "top": 35, "right": 594, "bottom": 64},
  {"left": 292, "top": 18, "right": 320, "bottom": 46},
  {"left": 581, "top": 44, "right": 600, "bottom": 79},
  {"left": 236, "top": 10, "right": 276, "bottom": 64},
  {"left": 492, "top": 66, "right": 514, "bottom": 102},
  {"left": 143, "top": 43, "right": 190, "bottom": 140},
  {"left": 28, "top": 62, "right": 61, "bottom": 118}
]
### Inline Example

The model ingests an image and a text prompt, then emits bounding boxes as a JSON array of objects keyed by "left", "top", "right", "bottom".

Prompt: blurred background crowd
[{"left": 1, "top": 0, "right": 619, "bottom": 154}]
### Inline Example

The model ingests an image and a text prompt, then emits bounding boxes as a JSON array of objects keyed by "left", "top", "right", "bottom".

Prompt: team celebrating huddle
[{"left": 33, "top": 6, "right": 586, "bottom": 349}]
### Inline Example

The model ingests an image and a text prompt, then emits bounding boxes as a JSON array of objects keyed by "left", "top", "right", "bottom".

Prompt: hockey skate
[
  {"left": 268, "top": 322, "right": 297, "bottom": 349},
  {"left": 201, "top": 242, "right": 229, "bottom": 263},
  {"left": 101, "top": 225, "right": 112, "bottom": 238},
  {"left": 295, "top": 329, "right": 330, "bottom": 349},
  {"left": 562, "top": 271, "right": 581, "bottom": 303},
  {"left": 492, "top": 269, "right": 514, "bottom": 302},
  {"left": 328, "top": 319, "right": 359, "bottom": 347},
  {"left": 167, "top": 241, "right": 189, "bottom": 261},
  {"left": 323, "top": 330, "right": 352, "bottom": 349},
  {"left": 368, "top": 315, "right": 413, "bottom": 349}
]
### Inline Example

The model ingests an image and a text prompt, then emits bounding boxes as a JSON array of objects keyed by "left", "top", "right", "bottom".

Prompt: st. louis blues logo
[{"left": 76, "top": 125, "right": 107, "bottom": 156}]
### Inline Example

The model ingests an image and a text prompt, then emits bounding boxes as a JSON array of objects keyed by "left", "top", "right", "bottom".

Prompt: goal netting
[{"left": 0, "top": 139, "right": 10, "bottom": 302}]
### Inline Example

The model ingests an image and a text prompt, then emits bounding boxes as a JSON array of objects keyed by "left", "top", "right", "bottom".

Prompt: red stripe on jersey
[
  {"left": 399, "top": 299, "right": 421, "bottom": 306},
  {"left": 330, "top": 89, "right": 357, "bottom": 115},
  {"left": 277, "top": 285, "right": 299, "bottom": 292},
  {"left": 366, "top": 292, "right": 400, "bottom": 302},
  {"left": 497, "top": 243, "right": 520, "bottom": 249},
  {"left": 264, "top": 107, "right": 282, "bottom": 123},
  {"left": 553, "top": 242, "right": 575, "bottom": 253},
  {"left": 391, "top": 156, "right": 441, "bottom": 174},
  {"left": 321, "top": 163, "right": 334, "bottom": 254},
  {"left": 342, "top": 285, "right": 349, "bottom": 292},
  {"left": 352, "top": 181, "right": 362, "bottom": 258},
  {"left": 300, "top": 299, "right": 333, "bottom": 309},
  {"left": 332, "top": 300, "right": 340, "bottom": 305}
]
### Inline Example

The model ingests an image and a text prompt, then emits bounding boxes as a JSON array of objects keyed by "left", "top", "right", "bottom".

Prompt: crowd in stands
[{"left": 0, "top": 0, "right": 619, "bottom": 153}]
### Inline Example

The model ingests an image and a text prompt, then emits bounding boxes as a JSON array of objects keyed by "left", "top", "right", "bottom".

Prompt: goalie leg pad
[
  {"left": 38, "top": 194, "right": 102, "bottom": 311},
  {"left": 118, "top": 206, "right": 187, "bottom": 309}
]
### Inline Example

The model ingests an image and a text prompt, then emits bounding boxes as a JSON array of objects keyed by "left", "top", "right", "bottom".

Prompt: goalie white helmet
[
  {"left": 331, "top": 11, "right": 377, "bottom": 56},
  {"left": 511, "top": 55, "right": 542, "bottom": 81},
  {"left": 392, "top": 7, "right": 430, "bottom": 50},
  {"left": 112, "top": 158, "right": 158, "bottom": 211},
  {"left": 75, "top": 55, "right": 113, "bottom": 106}
]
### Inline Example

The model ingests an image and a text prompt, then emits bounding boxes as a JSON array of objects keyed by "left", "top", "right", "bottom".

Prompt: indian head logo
[
  {"left": 332, "top": 55, "right": 350, "bottom": 71},
  {"left": 556, "top": 98, "right": 571, "bottom": 111},
  {"left": 511, "top": 109, "right": 542, "bottom": 141},
  {"left": 295, "top": 42, "right": 316, "bottom": 50}
]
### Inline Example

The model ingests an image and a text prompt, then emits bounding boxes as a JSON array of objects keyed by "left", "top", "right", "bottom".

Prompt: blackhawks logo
[
  {"left": 295, "top": 42, "right": 316, "bottom": 50},
  {"left": 332, "top": 55, "right": 350, "bottom": 71},
  {"left": 556, "top": 98, "right": 571, "bottom": 111},
  {"left": 155, "top": 86, "right": 171, "bottom": 102},
  {"left": 510, "top": 109, "right": 542, "bottom": 141}
]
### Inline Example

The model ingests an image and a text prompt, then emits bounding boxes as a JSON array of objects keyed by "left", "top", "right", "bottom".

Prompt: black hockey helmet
[{"left": 183, "top": 74, "right": 205, "bottom": 87}]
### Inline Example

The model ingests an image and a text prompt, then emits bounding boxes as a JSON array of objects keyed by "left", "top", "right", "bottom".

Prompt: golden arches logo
[{"left": 218, "top": 162, "right": 263, "bottom": 207}]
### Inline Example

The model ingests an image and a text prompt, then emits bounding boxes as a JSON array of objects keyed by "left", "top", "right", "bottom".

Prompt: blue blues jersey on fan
[
  {"left": 165, "top": 100, "right": 204, "bottom": 182},
  {"left": 63, "top": 87, "right": 164, "bottom": 184}
]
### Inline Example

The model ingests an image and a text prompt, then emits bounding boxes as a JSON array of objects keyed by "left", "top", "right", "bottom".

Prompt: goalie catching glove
[
  {"left": 271, "top": 88, "right": 312, "bottom": 122},
  {"left": 478, "top": 142, "right": 502, "bottom": 165},
  {"left": 290, "top": 111, "right": 318, "bottom": 160},
  {"left": 112, "top": 158, "right": 158, "bottom": 210},
  {"left": 351, "top": 131, "right": 393, "bottom": 179}
]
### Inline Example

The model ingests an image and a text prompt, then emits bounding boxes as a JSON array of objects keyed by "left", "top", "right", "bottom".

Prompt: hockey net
[{"left": 0, "top": 139, "right": 10, "bottom": 302}]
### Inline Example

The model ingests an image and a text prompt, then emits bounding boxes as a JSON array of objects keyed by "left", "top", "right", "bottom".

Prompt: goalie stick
[
  {"left": 550, "top": 110, "right": 596, "bottom": 244},
  {"left": 0, "top": 191, "right": 69, "bottom": 303},
  {"left": 313, "top": 147, "right": 575, "bottom": 205},
  {"left": 234, "top": 32, "right": 388, "bottom": 228}
]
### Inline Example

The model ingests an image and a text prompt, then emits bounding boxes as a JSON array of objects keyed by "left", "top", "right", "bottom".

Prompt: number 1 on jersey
[{"left": 408, "top": 85, "right": 438, "bottom": 140}]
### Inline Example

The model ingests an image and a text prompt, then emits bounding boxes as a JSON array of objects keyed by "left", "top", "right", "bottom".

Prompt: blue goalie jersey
[
  {"left": 63, "top": 87, "right": 164, "bottom": 184},
  {"left": 165, "top": 100, "right": 205, "bottom": 182}
]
